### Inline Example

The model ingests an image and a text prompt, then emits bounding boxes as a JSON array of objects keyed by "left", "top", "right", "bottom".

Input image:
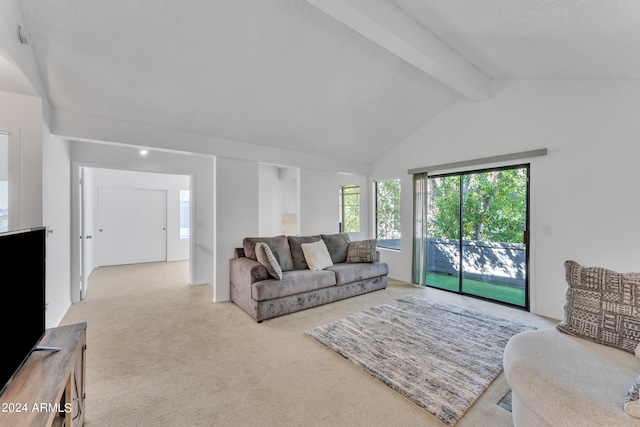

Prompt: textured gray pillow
[
  {"left": 321, "top": 233, "right": 351, "bottom": 264},
  {"left": 556, "top": 260, "right": 640, "bottom": 353},
  {"left": 255, "top": 242, "right": 283, "bottom": 280},
  {"left": 346, "top": 239, "right": 377, "bottom": 263}
]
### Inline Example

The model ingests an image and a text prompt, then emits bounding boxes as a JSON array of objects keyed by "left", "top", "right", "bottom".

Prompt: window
[
  {"left": 179, "top": 190, "right": 190, "bottom": 240},
  {"left": 339, "top": 185, "right": 360, "bottom": 233},
  {"left": 375, "top": 178, "right": 401, "bottom": 250}
]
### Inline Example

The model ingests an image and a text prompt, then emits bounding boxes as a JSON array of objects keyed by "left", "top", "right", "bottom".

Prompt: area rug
[{"left": 305, "top": 294, "right": 535, "bottom": 426}]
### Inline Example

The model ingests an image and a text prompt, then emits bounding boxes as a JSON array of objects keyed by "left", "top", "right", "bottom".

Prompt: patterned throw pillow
[
  {"left": 255, "top": 242, "right": 283, "bottom": 280},
  {"left": 556, "top": 260, "right": 640, "bottom": 353},
  {"left": 346, "top": 240, "right": 377, "bottom": 263}
]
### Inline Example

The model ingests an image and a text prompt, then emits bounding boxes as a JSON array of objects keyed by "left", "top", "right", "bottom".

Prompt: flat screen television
[{"left": 0, "top": 227, "right": 46, "bottom": 397}]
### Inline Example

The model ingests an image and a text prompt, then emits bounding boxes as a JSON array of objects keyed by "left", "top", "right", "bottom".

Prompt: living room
[{"left": 2, "top": 1, "right": 640, "bottom": 425}]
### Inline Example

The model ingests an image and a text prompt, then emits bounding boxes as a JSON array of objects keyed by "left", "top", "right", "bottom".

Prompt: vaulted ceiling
[{"left": 13, "top": 0, "right": 640, "bottom": 163}]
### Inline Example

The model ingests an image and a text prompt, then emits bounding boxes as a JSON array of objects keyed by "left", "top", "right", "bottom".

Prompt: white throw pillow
[{"left": 301, "top": 240, "right": 333, "bottom": 271}]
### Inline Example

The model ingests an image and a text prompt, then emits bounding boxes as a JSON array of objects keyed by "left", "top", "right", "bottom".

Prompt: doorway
[
  {"left": 425, "top": 165, "right": 529, "bottom": 308},
  {"left": 75, "top": 167, "right": 192, "bottom": 301}
]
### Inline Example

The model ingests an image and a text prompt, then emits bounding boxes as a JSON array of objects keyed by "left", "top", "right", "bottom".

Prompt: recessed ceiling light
[{"left": 140, "top": 149, "right": 149, "bottom": 156}]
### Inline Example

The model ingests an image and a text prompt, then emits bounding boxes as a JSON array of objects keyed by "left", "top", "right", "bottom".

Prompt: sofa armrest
[
  {"left": 230, "top": 257, "right": 270, "bottom": 322},
  {"left": 230, "top": 256, "right": 269, "bottom": 285}
]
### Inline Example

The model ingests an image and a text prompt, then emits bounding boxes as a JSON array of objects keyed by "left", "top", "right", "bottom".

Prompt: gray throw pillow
[
  {"left": 321, "top": 233, "right": 351, "bottom": 264},
  {"left": 255, "top": 242, "right": 283, "bottom": 280},
  {"left": 556, "top": 260, "right": 640, "bottom": 353},
  {"left": 243, "top": 235, "right": 293, "bottom": 271},
  {"left": 288, "top": 235, "right": 321, "bottom": 270},
  {"left": 346, "top": 239, "right": 377, "bottom": 263}
]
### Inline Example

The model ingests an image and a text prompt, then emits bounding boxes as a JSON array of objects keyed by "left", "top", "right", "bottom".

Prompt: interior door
[
  {"left": 98, "top": 187, "right": 136, "bottom": 266},
  {"left": 135, "top": 189, "right": 167, "bottom": 263},
  {"left": 97, "top": 187, "right": 167, "bottom": 266}
]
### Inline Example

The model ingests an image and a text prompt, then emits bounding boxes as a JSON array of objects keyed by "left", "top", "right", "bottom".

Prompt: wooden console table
[{"left": 0, "top": 322, "right": 87, "bottom": 427}]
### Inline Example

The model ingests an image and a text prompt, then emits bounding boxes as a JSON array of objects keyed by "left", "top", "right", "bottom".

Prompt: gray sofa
[{"left": 230, "top": 233, "right": 388, "bottom": 322}]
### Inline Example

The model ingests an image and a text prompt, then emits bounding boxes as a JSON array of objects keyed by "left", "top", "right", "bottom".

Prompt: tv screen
[{"left": 0, "top": 227, "right": 46, "bottom": 397}]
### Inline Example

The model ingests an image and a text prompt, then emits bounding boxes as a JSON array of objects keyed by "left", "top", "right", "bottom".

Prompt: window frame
[
  {"left": 179, "top": 189, "right": 190, "bottom": 240},
  {"left": 374, "top": 178, "right": 401, "bottom": 251},
  {"left": 339, "top": 185, "right": 361, "bottom": 233}
]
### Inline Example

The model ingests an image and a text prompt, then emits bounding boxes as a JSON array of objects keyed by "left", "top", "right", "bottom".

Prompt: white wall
[
  {"left": 89, "top": 168, "right": 190, "bottom": 265},
  {"left": 55, "top": 110, "right": 370, "bottom": 177},
  {"left": 371, "top": 79, "right": 640, "bottom": 320},
  {"left": 299, "top": 168, "right": 338, "bottom": 236},
  {"left": 258, "top": 164, "right": 284, "bottom": 236},
  {"left": 42, "top": 125, "right": 71, "bottom": 327},
  {"left": 0, "top": 91, "right": 43, "bottom": 229},
  {"left": 258, "top": 164, "right": 303, "bottom": 236},
  {"left": 299, "top": 168, "right": 369, "bottom": 237},
  {"left": 280, "top": 167, "right": 300, "bottom": 235},
  {"left": 1, "top": 0, "right": 65, "bottom": 326},
  {"left": 215, "top": 157, "right": 258, "bottom": 302}
]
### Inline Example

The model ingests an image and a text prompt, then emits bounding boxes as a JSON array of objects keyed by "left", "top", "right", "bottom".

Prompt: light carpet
[{"left": 306, "top": 294, "right": 536, "bottom": 426}]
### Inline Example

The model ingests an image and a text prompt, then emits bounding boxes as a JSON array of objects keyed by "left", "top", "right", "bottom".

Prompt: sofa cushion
[
  {"left": 327, "top": 262, "right": 389, "bottom": 286},
  {"left": 243, "top": 235, "right": 294, "bottom": 272},
  {"left": 255, "top": 242, "right": 283, "bottom": 280},
  {"left": 288, "top": 235, "right": 320, "bottom": 270},
  {"left": 321, "top": 233, "right": 351, "bottom": 264},
  {"left": 346, "top": 239, "right": 377, "bottom": 263},
  {"left": 252, "top": 270, "right": 336, "bottom": 301},
  {"left": 301, "top": 240, "right": 333, "bottom": 271},
  {"left": 557, "top": 260, "right": 640, "bottom": 353}
]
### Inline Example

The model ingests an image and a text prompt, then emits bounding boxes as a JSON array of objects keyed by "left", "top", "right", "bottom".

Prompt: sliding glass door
[{"left": 425, "top": 165, "right": 529, "bottom": 308}]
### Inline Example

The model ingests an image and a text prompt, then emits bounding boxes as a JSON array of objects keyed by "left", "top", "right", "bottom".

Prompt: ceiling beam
[{"left": 306, "top": 0, "right": 491, "bottom": 101}]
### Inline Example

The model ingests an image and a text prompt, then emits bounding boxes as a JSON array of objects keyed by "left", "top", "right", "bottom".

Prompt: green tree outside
[
  {"left": 340, "top": 185, "right": 360, "bottom": 232},
  {"left": 376, "top": 179, "right": 401, "bottom": 241},
  {"left": 428, "top": 168, "right": 527, "bottom": 244}
]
